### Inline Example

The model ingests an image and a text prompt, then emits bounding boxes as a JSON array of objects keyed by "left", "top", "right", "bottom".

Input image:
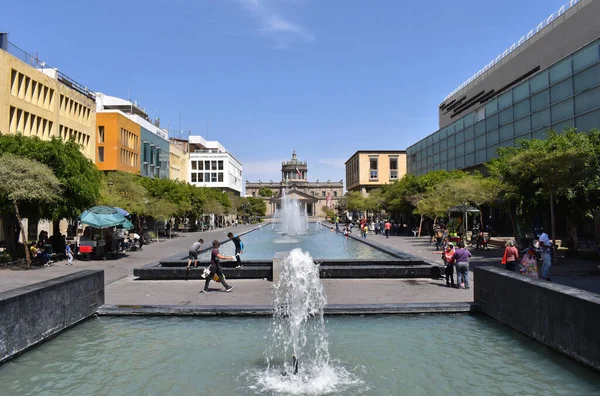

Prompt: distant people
[
  {"left": 520, "top": 246, "right": 539, "bottom": 278},
  {"left": 442, "top": 242, "right": 456, "bottom": 288},
  {"left": 503, "top": 240, "right": 519, "bottom": 272},
  {"left": 201, "top": 240, "right": 234, "bottom": 294},
  {"left": 334, "top": 216, "right": 339, "bottom": 232},
  {"left": 227, "top": 232, "right": 244, "bottom": 269},
  {"left": 343, "top": 227, "right": 349, "bottom": 237},
  {"left": 538, "top": 231, "right": 553, "bottom": 281},
  {"left": 235, "top": 219, "right": 239, "bottom": 227},
  {"left": 384, "top": 220, "right": 391, "bottom": 239},
  {"left": 187, "top": 238, "right": 204, "bottom": 270},
  {"left": 435, "top": 226, "right": 444, "bottom": 250},
  {"left": 452, "top": 241, "right": 471, "bottom": 289}
]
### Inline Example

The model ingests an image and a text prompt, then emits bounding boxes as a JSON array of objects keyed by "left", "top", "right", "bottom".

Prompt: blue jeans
[
  {"left": 541, "top": 251, "right": 552, "bottom": 279},
  {"left": 456, "top": 262, "right": 469, "bottom": 288}
]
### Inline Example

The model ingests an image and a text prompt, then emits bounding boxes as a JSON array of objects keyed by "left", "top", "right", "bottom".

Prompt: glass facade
[{"left": 408, "top": 40, "right": 600, "bottom": 175}]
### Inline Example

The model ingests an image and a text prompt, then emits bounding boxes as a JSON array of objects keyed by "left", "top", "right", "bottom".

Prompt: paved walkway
[{"left": 2, "top": 221, "right": 598, "bottom": 306}]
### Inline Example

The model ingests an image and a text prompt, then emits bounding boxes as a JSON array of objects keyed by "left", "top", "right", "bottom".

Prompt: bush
[{"left": 0, "top": 252, "right": 12, "bottom": 264}]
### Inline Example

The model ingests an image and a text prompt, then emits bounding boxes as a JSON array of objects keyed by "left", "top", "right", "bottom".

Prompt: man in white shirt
[{"left": 538, "top": 231, "right": 553, "bottom": 280}]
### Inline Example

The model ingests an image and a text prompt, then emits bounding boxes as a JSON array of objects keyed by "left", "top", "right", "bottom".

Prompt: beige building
[
  {"left": 0, "top": 38, "right": 96, "bottom": 160},
  {"left": 169, "top": 138, "right": 189, "bottom": 182},
  {"left": 345, "top": 150, "right": 407, "bottom": 194},
  {"left": 246, "top": 151, "right": 344, "bottom": 217}
]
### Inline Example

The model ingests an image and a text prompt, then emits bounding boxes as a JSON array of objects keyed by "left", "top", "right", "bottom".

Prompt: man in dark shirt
[{"left": 227, "top": 232, "right": 244, "bottom": 268}]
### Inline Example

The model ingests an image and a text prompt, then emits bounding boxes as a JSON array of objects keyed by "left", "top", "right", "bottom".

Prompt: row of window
[
  {"left": 120, "top": 148, "right": 138, "bottom": 168},
  {"left": 10, "top": 69, "right": 55, "bottom": 110},
  {"left": 58, "top": 124, "right": 90, "bottom": 147},
  {"left": 369, "top": 157, "right": 399, "bottom": 180},
  {"left": 120, "top": 128, "right": 138, "bottom": 150},
  {"left": 59, "top": 94, "right": 92, "bottom": 124},
  {"left": 191, "top": 172, "right": 224, "bottom": 183},
  {"left": 8, "top": 106, "right": 53, "bottom": 137},
  {"left": 250, "top": 190, "right": 338, "bottom": 197},
  {"left": 191, "top": 160, "right": 224, "bottom": 171}
]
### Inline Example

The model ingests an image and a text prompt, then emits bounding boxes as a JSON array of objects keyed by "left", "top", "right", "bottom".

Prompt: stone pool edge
[{"left": 96, "top": 302, "right": 480, "bottom": 316}]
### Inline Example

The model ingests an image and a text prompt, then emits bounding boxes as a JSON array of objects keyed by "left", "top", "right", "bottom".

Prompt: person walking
[
  {"left": 452, "top": 241, "right": 472, "bottom": 289},
  {"left": 65, "top": 242, "right": 74, "bottom": 266},
  {"left": 503, "top": 240, "right": 519, "bottom": 272},
  {"left": 187, "top": 238, "right": 204, "bottom": 270},
  {"left": 442, "top": 242, "right": 456, "bottom": 288},
  {"left": 538, "top": 231, "right": 553, "bottom": 281},
  {"left": 201, "top": 240, "right": 234, "bottom": 293},
  {"left": 227, "top": 232, "right": 244, "bottom": 268},
  {"left": 384, "top": 220, "right": 391, "bottom": 238}
]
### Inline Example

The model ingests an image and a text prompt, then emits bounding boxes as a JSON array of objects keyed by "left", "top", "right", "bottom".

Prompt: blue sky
[{"left": 2, "top": 0, "right": 568, "bottom": 186}]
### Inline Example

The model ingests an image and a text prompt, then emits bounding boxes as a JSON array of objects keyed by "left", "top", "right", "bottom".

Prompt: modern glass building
[{"left": 407, "top": 0, "right": 600, "bottom": 175}]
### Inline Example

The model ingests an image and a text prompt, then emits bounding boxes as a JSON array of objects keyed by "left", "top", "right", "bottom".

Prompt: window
[
  {"left": 514, "top": 116, "right": 531, "bottom": 137},
  {"left": 513, "top": 99, "right": 530, "bottom": 119},
  {"left": 513, "top": 82, "right": 529, "bottom": 102},
  {"left": 531, "top": 90, "right": 549, "bottom": 112},
  {"left": 499, "top": 107, "right": 513, "bottom": 125},
  {"left": 573, "top": 42, "right": 599, "bottom": 73},
  {"left": 205, "top": 172, "right": 210, "bottom": 182},
  {"left": 198, "top": 161, "right": 203, "bottom": 170},
  {"left": 550, "top": 58, "right": 571, "bottom": 84},
  {"left": 198, "top": 173, "right": 203, "bottom": 182},
  {"left": 389, "top": 157, "right": 398, "bottom": 180},
  {"left": 485, "top": 98, "right": 498, "bottom": 116},
  {"left": 575, "top": 86, "right": 600, "bottom": 114},
  {"left": 97, "top": 147, "right": 104, "bottom": 162},
  {"left": 498, "top": 91, "right": 512, "bottom": 110},
  {"left": 576, "top": 109, "right": 600, "bottom": 132},
  {"left": 322, "top": 191, "right": 326, "bottom": 197},
  {"left": 333, "top": 191, "right": 337, "bottom": 197},
  {"left": 211, "top": 161, "right": 217, "bottom": 170},
  {"left": 192, "top": 161, "right": 197, "bottom": 170},
  {"left": 574, "top": 65, "right": 600, "bottom": 94},
  {"left": 218, "top": 160, "right": 224, "bottom": 170},
  {"left": 531, "top": 108, "right": 551, "bottom": 130},
  {"left": 252, "top": 192, "right": 255, "bottom": 196},
  {"left": 191, "top": 173, "right": 197, "bottom": 182},
  {"left": 98, "top": 126, "right": 104, "bottom": 143},
  {"left": 218, "top": 173, "right": 224, "bottom": 182},
  {"left": 550, "top": 78, "right": 573, "bottom": 104},
  {"left": 204, "top": 161, "right": 210, "bottom": 170},
  {"left": 211, "top": 173, "right": 217, "bottom": 182},
  {"left": 551, "top": 99, "right": 574, "bottom": 123},
  {"left": 369, "top": 157, "right": 378, "bottom": 179},
  {"left": 530, "top": 70, "right": 549, "bottom": 93},
  {"left": 486, "top": 114, "right": 498, "bottom": 131}
]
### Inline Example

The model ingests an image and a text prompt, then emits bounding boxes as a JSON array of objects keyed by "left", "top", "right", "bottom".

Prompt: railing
[
  {"left": 4, "top": 41, "right": 95, "bottom": 101},
  {"left": 443, "top": 0, "right": 580, "bottom": 102}
]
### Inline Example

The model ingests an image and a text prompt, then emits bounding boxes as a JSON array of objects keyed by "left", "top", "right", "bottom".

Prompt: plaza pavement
[{"left": 1, "top": 221, "right": 598, "bottom": 308}]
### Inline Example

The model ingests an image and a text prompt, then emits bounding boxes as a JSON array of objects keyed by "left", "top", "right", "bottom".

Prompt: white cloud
[
  {"left": 317, "top": 158, "right": 346, "bottom": 169},
  {"left": 238, "top": 0, "right": 314, "bottom": 48}
]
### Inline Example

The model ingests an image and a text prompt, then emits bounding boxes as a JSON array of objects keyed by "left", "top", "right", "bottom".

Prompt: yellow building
[
  {"left": 95, "top": 111, "right": 140, "bottom": 174},
  {"left": 169, "top": 138, "right": 189, "bottom": 182},
  {"left": 0, "top": 41, "right": 96, "bottom": 160},
  {"left": 345, "top": 150, "right": 407, "bottom": 194}
]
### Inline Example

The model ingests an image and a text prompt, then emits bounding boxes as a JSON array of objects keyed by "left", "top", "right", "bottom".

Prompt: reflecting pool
[
  {"left": 2, "top": 315, "right": 599, "bottom": 395},
  {"left": 198, "top": 226, "right": 397, "bottom": 260}
]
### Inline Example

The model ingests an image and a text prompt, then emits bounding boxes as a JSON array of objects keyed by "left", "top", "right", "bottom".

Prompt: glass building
[{"left": 407, "top": 0, "right": 600, "bottom": 175}]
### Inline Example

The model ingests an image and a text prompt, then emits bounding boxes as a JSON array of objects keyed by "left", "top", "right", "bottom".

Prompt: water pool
[
  {"left": 197, "top": 226, "right": 397, "bottom": 260},
  {"left": 2, "top": 315, "right": 599, "bottom": 395}
]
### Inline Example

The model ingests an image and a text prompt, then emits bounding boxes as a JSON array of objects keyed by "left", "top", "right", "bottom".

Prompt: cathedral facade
[{"left": 245, "top": 151, "right": 344, "bottom": 217}]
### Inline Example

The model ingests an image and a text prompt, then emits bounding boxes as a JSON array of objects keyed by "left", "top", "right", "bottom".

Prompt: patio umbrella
[
  {"left": 117, "top": 219, "right": 134, "bottom": 230},
  {"left": 114, "top": 207, "right": 130, "bottom": 217},
  {"left": 79, "top": 206, "right": 129, "bottom": 229}
]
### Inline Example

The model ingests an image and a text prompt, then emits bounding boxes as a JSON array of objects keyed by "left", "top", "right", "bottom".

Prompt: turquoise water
[
  {"left": 199, "top": 226, "right": 397, "bottom": 260},
  {"left": 2, "top": 315, "right": 599, "bottom": 395}
]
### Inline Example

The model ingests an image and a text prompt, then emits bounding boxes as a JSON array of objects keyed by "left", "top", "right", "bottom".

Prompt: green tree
[
  {"left": 258, "top": 187, "right": 274, "bottom": 197},
  {"left": 245, "top": 196, "right": 267, "bottom": 217},
  {"left": 344, "top": 191, "right": 366, "bottom": 212},
  {"left": 0, "top": 154, "right": 62, "bottom": 266},
  {"left": 100, "top": 171, "right": 147, "bottom": 218}
]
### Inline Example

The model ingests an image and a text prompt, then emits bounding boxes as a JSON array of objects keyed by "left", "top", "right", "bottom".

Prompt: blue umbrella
[
  {"left": 114, "top": 207, "right": 130, "bottom": 217},
  {"left": 79, "top": 206, "right": 129, "bottom": 229}
]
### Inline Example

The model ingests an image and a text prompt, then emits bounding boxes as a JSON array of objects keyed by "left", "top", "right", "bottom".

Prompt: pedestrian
[
  {"left": 65, "top": 242, "right": 74, "bottom": 266},
  {"left": 502, "top": 240, "right": 519, "bottom": 272},
  {"left": 227, "top": 232, "right": 244, "bottom": 268},
  {"left": 201, "top": 240, "right": 235, "bottom": 293},
  {"left": 442, "top": 242, "right": 456, "bottom": 288},
  {"left": 187, "top": 238, "right": 204, "bottom": 269},
  {"left": 435, "top": 226, "right": 444, "bottom": 250},
  {"left": 538, "top": 231, "right": 553, "bottom": 280},
  {"left": 384, "top": 220, "right": 391, "bottom": 238},
  {"left": 452, "top": 241, "right": 472, "bottom": 289}
]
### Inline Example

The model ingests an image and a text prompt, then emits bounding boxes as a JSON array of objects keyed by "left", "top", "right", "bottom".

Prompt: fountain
[
  {"left": 272, "top": 189, "right": 308, "bottom": 236},
  {"left": 315, "top": 221, "right": 323, "bottom": 231},
  {"left": 255, "top": 248, "right": 361, "bottom": 394}
]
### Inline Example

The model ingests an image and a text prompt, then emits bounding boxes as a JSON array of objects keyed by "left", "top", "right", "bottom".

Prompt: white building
[{"left": 188, "top": 135, "right": 243, "bottom": 195}]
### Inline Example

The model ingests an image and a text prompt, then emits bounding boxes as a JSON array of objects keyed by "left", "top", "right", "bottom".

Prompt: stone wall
[
  {"left": 0, "top": 270, "right": 104, "bottom": 363},
  {"left": 474, "top": 266, "right": 600, "bottom": 371}
]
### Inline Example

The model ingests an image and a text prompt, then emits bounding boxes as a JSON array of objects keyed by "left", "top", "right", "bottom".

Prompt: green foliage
[
  {"left": 322, "top": 205, "right": 336, "bottom": 219},
  {"left": 0, "top": 154, "right": 62, "bottom": 204},
  {"left": 0, "top": 134, "right": 102, "bottom": 219},
  {"left": 245, "top": 196, "right": 267, "bottom": 217},
  {"left": 344, "top": 191, "right": 366, "bottom": 211},
  {"left": 258, "top": 187, "right": 274, "bottom": 197},
  {"left": 100, "top": 171, "right": 147, "bottom": 216}
]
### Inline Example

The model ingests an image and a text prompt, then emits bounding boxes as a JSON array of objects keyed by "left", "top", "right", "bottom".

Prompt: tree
[
  {"left": 245, "top": 196, "right": 267, "bottom": 217},
  {"left": 321, "top": 205, "right": 335, "bottom": 219},
  {"left": 100, "top": 171, "right": 147, "bottom": 218},
  {"left": 344, "top": 191, "right": 366, "bottom": 213},
  {"left": 0, "top": 154, "right": 62, "bottom": 267},
  {"left": 258, "top": 187, "right": 274, "bottom": 198}
]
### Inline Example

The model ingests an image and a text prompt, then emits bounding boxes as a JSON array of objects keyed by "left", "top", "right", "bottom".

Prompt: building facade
[
  {"left": 188, "top": 135, "right": 243, "bottom": 195},
  {"left": 246, "top": 151, "right": 344, "bottom": 217},
  {"left": 169, "top": 138, "right": 189, "bottom": 182},
  {"left": 0, "top": 35, "right": 96, "bottom": 160},
  {"left": 95, "top": 111, "right": 141, "bottom": 174},
  {"left": 345, "top": 150, "right": 407, "bottom": 194},
  {"left": 407, "top": 0, "right": 600, "bottom": 175}
]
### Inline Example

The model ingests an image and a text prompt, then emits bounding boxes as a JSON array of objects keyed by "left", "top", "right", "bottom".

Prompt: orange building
[{"left": 95, "top": 111, "right": 140, "bottom": 174}]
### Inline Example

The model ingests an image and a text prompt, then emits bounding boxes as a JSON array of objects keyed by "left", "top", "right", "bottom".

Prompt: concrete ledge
[
  {"left": 97, "top": 302, "right": 479, "bottom": 316},
  {"left": 475, "top": 266, "right": 600, "bottom": 372},
  {"left": 0, "top": 270, "right": 104, "bottom": 363}
]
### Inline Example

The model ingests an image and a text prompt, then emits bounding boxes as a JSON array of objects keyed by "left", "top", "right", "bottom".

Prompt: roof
[{"left": 345, "top": 150, "right": 406, "bottom": 164}]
